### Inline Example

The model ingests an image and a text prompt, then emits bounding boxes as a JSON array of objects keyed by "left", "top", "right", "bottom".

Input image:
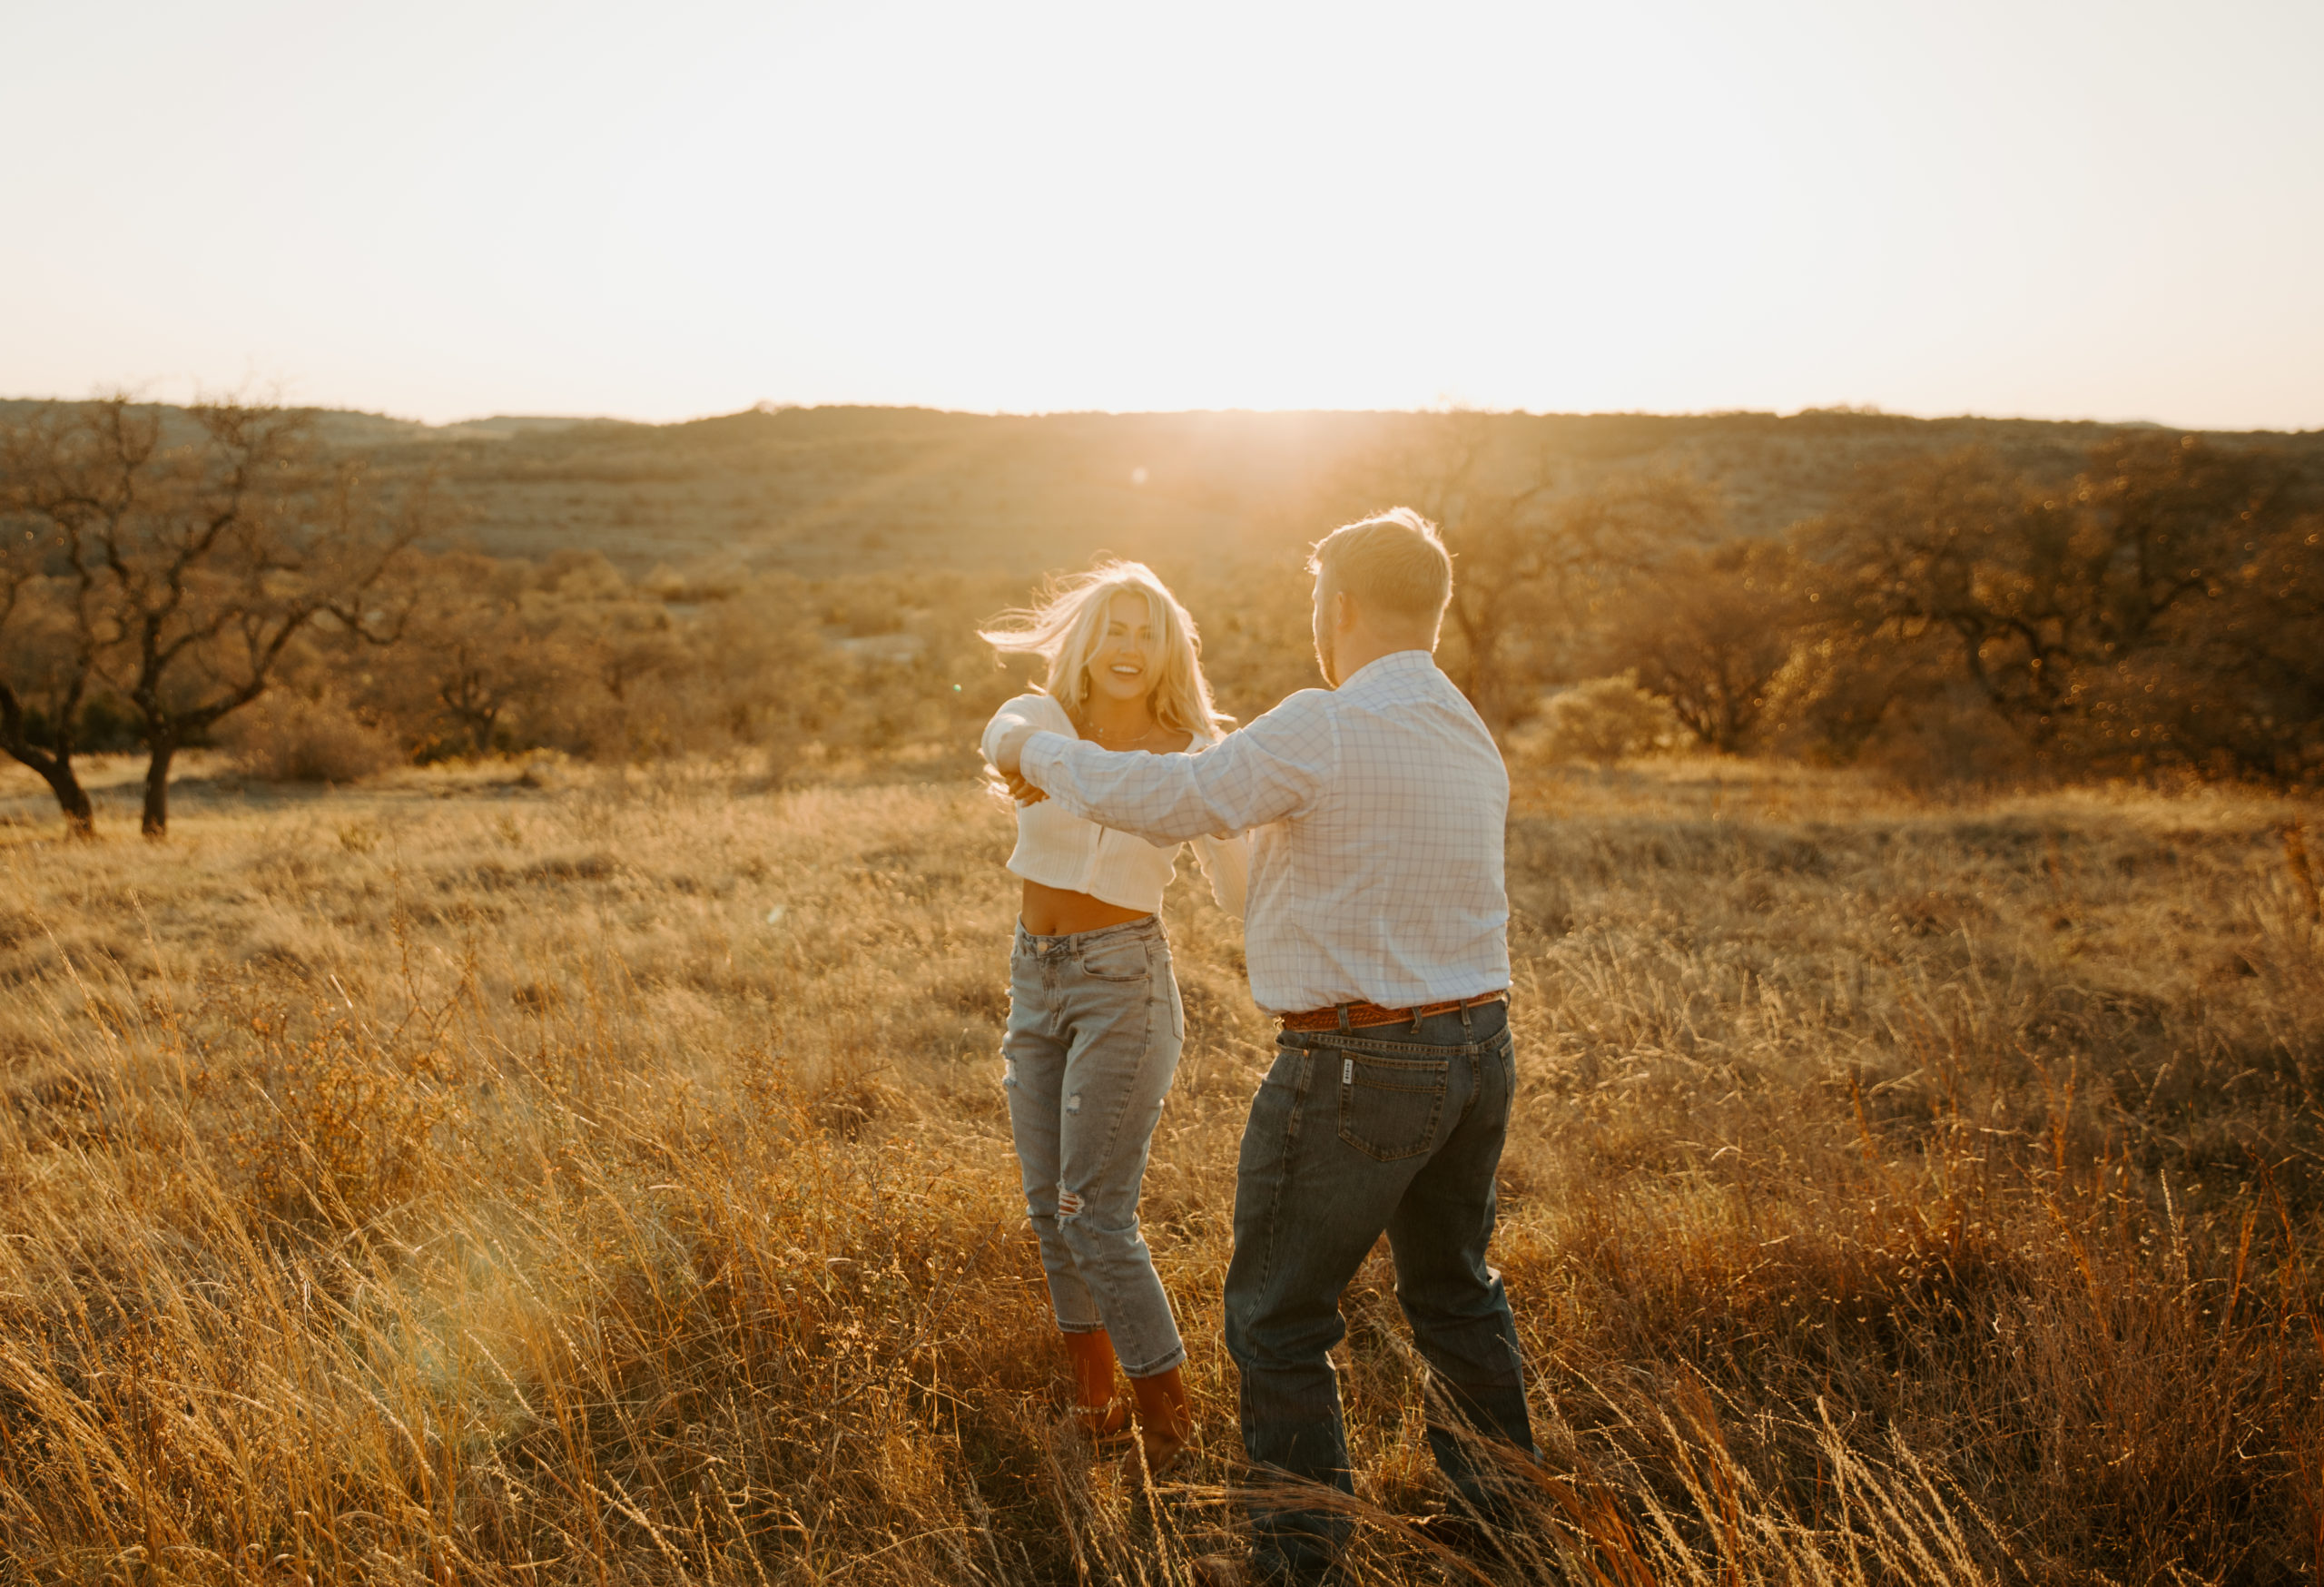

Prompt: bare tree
[
  {"left": 360, "top": 552, "right": 584, "bottom": 760},
  {"left": 1599, "top": 537, "right": 1806, "bottom": 753},
  {"left": 1804, "top": 438, "right": 2305, "bottom": 748},
  {"left": 0, "top": 398, "right": 441, "bottom": 835},
  {"left": 1357, "top": 412, "right": 1719, "bottom": 734},
  {"left": 0, "top": 494, "right": 100, "bottom": 832}
]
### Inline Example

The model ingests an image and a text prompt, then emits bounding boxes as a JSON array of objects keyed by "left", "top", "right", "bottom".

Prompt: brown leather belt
[{"left": 1277, "top": 991, "right": 1507, "bottom": 1034}]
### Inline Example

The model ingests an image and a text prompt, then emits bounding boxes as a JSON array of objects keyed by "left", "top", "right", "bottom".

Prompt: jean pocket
[
  {"left": 1336, "top": 1054, "right": 1450, "bottom": 1161},
  {"left": 1077, "top": 939, "right": 1150, "bottom": 982}
]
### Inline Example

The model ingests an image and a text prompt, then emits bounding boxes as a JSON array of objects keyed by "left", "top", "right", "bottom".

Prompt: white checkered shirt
[{"left": 1019, "top": 649, "right": 1511, "bottom": 1015}]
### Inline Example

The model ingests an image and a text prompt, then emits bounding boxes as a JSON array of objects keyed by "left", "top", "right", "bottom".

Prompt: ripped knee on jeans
[{"left": 1057, "top": 1182, "right": 1084, "bottom": 1220}]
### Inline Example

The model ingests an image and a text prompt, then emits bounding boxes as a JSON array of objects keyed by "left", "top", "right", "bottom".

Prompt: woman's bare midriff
[{"left": 1019, "top": 880, "right": 1154, "bottom": 938}]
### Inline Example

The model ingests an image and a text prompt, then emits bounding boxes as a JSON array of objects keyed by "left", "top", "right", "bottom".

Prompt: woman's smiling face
[{"left": 1085, "top": 590, "right": 1162, "bottom": 705}]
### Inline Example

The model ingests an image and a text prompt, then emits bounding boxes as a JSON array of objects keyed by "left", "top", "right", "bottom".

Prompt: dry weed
[{"left": 1, "top": 754, "right": 2319, "bottom": 1583}]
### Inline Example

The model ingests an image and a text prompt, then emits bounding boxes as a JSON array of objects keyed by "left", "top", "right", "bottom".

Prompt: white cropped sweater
[{"left": 981, "top": 694, "right": 1247, "bottom": 920}]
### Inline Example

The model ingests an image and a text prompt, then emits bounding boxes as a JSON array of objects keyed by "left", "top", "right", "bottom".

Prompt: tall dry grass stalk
[{"left": 2, "top": 754, "right": 2320, "bottom": 1582}]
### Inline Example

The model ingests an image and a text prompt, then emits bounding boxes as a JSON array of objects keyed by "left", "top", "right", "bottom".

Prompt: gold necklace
[{"left": 1086, "top": 715, "right": 1161, "bottom": 749}]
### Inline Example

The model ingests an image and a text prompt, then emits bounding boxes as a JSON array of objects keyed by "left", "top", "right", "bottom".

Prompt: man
[{"left": 990, "top": 508, "right": 1535, "bottom": 1583}]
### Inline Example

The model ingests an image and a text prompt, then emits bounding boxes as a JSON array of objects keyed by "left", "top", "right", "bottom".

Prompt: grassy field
[{"left": 4, "top": 752, "right": 2323, "bottom": 1583}]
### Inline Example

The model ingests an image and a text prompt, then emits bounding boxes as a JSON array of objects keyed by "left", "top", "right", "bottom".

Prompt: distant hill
[
  {"left": 9, "top": 399, "right": 2318, "bottom": 579},
  {"left": 0, "top": 399, "right": 630, "bottom": 453}
]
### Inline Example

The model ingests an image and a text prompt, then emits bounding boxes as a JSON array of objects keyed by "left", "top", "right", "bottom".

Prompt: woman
[{"left": 979, "top": 561, "right": 1246, "bottom": 1471}]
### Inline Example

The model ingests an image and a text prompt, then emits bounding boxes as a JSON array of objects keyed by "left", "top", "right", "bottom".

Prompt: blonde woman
[{"left": 979, "top": 562, "right": 1247, "bottom": 1471}]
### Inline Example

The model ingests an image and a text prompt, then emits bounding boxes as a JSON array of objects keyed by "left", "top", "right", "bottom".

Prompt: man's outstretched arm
[{"left": 995, "top": 695, "right": 1334, "bottom": 844}]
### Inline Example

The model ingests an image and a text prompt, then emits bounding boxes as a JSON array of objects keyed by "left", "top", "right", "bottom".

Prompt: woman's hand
[{"left": 988, "top": 722, "right": 1036, "bottom": 774}]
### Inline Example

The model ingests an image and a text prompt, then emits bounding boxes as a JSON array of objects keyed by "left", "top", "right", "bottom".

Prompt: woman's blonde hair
[{"left": 980, "top": 560, "right": 1227, "bottom": 737}]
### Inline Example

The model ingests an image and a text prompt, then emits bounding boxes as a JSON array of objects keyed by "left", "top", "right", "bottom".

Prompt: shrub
[
  {"left": 1859, "top": 689, "right": 2040, "bottom": 787},
  {"left": 220, "top": 689, "right": 401, "bottom": 783},
  {"left": 1541, "top": 674, "right": 1684, "bottom": 765}
]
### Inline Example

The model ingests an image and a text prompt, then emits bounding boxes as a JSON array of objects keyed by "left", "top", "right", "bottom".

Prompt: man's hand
[
  {"left": 988, "top": 722, "right": 1038, "bottom": 775},
  {"left": 1003, "top": 770, "right": 1047, "bottom": 805}
]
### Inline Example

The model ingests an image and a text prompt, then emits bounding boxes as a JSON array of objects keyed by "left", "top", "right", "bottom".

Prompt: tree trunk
[
  {"left": 44, "top": 759, "right": 95, "bottom": 837},
  {"left": 0, "top": 692, "right": 96, "bottom": 835},
  {"left": 1444, "top": 598, "right": 1498, "bottom": 734},
  {"left": 142, "top": 735, "right": 176, "bottom": 839},
  {"left": 16, "top": 751, "right": 96, "bottom": 836},
  {"left": 1458, "top": 625, "right": 1510, "bottom": 739}
]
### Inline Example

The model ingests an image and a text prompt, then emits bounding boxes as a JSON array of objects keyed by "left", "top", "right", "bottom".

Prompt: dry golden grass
[{"left": 3, "top": 751, "right": 2322, "bottom": 1584}]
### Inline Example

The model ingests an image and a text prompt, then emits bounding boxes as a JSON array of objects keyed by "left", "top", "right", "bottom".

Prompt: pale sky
[{"left": 5, "top": 1, "right": 2319, "bottom": 430}]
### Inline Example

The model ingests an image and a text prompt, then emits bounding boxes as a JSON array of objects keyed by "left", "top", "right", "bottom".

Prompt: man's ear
[{"left": 1334, "top": 588, "right": 1357, "bottom": 631}]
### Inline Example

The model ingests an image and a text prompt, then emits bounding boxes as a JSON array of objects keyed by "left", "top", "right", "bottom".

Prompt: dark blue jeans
[{"left": 1224, "top": 999, "right": 1533, "bottom": 1582}]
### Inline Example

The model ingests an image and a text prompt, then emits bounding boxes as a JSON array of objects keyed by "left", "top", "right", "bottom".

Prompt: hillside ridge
[{"left": 8, "top": 399, "right": 2318, "bottom": 577}]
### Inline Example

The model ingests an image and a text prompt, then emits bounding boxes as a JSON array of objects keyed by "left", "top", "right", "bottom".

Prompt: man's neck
[{"left": 1329, "top": 635, "right": 1432, "bottom": 687}]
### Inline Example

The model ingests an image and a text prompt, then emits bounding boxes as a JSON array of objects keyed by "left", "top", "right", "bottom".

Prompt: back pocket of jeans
[{"left": 1337, "top": 1054, "right": 1449, "bottom": 1162}]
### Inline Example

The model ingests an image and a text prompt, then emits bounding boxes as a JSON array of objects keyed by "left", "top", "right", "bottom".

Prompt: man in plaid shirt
[{"left": 993, "top": 508, "right": 1535, "bottom": 1583}]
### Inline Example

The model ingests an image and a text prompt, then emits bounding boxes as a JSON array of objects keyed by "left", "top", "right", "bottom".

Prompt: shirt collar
[{"left": 1335, "top": 648, "right": 1439, "bottom": 692}]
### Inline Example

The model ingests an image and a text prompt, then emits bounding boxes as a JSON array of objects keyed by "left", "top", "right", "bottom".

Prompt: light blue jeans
[{"left": 1002, "top": 914, "right": 1187, "bottom": 1378}]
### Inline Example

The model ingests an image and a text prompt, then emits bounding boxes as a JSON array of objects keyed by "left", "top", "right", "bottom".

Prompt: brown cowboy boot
[
  {"left": 1062, "top": 1328, "right": 1130, "bottom": 1443},
  {"left": 1127, "top": 1364, "right": 1193, "bottom": 1474}
]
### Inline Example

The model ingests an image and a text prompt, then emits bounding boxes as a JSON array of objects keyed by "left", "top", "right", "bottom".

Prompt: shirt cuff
[{"left": 1019, "top": 729, "right": 1074, "bottom": 790}]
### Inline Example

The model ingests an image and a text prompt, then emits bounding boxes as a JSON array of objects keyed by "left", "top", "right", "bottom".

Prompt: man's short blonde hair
[{"left": 1307, "top": 507, "right": 1452, "bottom": 626}]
